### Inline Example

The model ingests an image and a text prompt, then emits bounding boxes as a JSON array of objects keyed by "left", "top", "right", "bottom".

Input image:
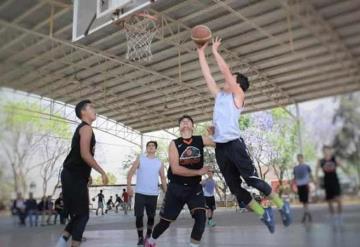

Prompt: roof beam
[{"left": 274, "top": 0, "right": 360, "bottom": 84}]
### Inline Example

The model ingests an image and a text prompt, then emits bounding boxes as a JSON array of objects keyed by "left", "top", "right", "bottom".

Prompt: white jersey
[{"left": 135, "top": 155, "right": 162, "bottom": 196}]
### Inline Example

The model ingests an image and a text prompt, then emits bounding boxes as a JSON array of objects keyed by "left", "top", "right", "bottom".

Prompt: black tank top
[
  {"left": 63, "top": 122, "right": 95, "bottom": 180},
  {"left": 167, "top": 135, "right": 204, "bottom": 186},
  {"left": 320, "top": 156, "right": 338, "bottom": 181}
]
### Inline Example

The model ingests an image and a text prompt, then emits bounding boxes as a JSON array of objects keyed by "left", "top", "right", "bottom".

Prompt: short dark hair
[
  {"left": 146, "top": 141, "right": 158, "bottom": 149},
  {"left": 297, "top": 154, "right": 304, "bottom": 158},
  {"left": 75, "top": 99, "right": 92, "bottom": 119},
  {"left": 100, "top": 190, "right": 103, "bottom": 193},
  {"left": 178, "top": 115, "right": 194, "bottom": 125},
  {"left": 233, "top": 72, "right": 249, "bottom": 92},
  {"left": 323, "top": 145, "right": 332, "bottom": 150}
]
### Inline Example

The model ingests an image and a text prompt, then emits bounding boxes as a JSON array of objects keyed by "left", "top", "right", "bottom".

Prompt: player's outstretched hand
[{"left": 212, "top": 36, "right": 222, "bottom": 52}]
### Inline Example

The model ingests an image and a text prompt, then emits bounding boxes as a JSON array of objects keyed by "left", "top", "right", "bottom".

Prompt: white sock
[
  {"left": 190, "top": 242, "right": 199, "bottom": 247},
  {"left": 148, "top": 237, "right": 156, "bottom": 244}
]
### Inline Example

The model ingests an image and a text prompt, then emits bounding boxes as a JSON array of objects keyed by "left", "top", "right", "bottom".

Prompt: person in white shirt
[{"left": 127, "top": 141, "right": 167, "bottom": 246}]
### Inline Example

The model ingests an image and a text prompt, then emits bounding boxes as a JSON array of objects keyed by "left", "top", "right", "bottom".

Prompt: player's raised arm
[{"left": 197, "top": 42, "right": 220, "bottom": 97}]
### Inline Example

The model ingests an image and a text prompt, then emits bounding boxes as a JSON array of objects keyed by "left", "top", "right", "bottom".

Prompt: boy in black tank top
[
  {"left": 56, "top": 100, "right": 109, "bottom": 247},
  {"left": 316, "top": 145, "right": 347, "bottom": 226},
  {"left": 145, "top": 115, "right": 214, "bottom": 247}
]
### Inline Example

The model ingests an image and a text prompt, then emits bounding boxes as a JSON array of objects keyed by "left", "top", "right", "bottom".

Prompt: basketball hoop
[{"left": 114, "top": 10, "right": 158, "bottom": 62}]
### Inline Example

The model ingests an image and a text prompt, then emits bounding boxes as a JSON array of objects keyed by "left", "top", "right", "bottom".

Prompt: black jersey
[
  {"left": 320, "top": 156, "right": 339, "bottom": 182},
  {"left": 167, "top": 135, "right": 204, "bottom": 186},
  {"left": 63, "top": 122, "right": 95, "bottom": 180}
]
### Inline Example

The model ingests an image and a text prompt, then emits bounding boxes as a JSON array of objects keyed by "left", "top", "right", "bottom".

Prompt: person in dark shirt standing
[
  {"left": 95, "top": 190, "right": 105, "bottom": 216},
  {"left": 56, "top": 100, "right": 109, "bottom": 247},
  {"left": 316, "top": 145, "right": 347, "bottom": 226}
]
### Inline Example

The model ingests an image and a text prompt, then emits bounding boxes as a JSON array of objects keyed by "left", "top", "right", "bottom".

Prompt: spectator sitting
[
  {"left": 54, "top": 193, "right": 66, "bottom": 225},
  {"left": 12, "top": 192, "right": 26, "bottom": 226},
  {"left": 25, "top": 192, "right": 38, "bottom": 227}
]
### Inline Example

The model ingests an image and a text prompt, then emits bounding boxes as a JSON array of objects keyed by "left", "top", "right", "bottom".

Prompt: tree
[
  {"left": 242, "top": 112, "right": 273, "bottom": 180},
  {"left": 268, "top": 108, "right": 299, "bottom": 196},
  {"left": 39, "top": 136, "right": 69, "bottom": 198},
  {"left": 332, "top": 94, "right": 360, "bottom": 190},
  {"left": 0, "top": 101, "right": 71, "bottom": 196}
]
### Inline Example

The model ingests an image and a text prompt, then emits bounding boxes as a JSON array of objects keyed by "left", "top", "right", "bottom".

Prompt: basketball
[{"left": 191, "top": 25, "right": 212, "bottom": 47}]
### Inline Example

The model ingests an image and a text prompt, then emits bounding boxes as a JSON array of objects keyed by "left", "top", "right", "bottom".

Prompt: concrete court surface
[{"left": 0, "top": 204, "right": 359, "bottom": 247}]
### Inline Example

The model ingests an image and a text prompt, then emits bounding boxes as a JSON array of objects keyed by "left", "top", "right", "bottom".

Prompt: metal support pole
[
  {"left": 295, "top": 103, "right": 303, "bottom": 154},
  {"left": 140, "top": 134, "right": 144, "bottom": 153}
]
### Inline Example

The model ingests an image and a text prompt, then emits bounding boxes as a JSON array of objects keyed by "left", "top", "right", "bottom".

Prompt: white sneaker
[{"left": 55, "top": 237, "right": 68, "bottom": 247}]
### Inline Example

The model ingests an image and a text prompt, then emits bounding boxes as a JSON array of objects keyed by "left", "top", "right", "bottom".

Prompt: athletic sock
[
  {"left": 147, "top": 237, "right": 156, "bottom": 244},
  {"left": 248, "top": 200, "right": 265, "bottom": 217},
  {"left": 269, "top": 193, "right": 284, "bottom": 209},
  {"left": 189, "top": 242, "right": 199, "bottom": 247},
  {"left": 146, "top": 228, "right": 152, "bottom": 238}
]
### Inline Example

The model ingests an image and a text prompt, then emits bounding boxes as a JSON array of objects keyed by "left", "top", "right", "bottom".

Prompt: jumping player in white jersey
[{"left": 197, "top": 37, "right": 292, "bottom": 233}]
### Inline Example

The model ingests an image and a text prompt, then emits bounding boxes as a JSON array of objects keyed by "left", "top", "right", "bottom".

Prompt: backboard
[{"left": 72, "top": 0, "right": 157, "bottom": 42}]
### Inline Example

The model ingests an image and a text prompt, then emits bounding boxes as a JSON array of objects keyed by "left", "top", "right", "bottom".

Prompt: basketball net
[{"left": 117, "top": 11, "right": 158, "bottom": 62}]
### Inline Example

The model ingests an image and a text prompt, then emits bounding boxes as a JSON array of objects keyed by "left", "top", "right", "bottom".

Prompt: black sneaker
[{"left": 137, "top": 237, "right": 144, "bottom": 246}]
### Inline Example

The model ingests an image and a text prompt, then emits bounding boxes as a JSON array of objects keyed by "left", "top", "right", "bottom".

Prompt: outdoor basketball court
[{"left": 0, "top": 0, "right": 360, "bottom": 247}]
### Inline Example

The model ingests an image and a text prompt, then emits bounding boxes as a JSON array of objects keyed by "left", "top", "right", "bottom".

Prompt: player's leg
[
  {"left": 216, "top": 144, "right": 276, "bottom": 233},
  {"left": 230, "top": 138, "right": 291, "bottom": 226},
  {"left": 187, "top": 184, "right": 207, "bottom": 247},
  {"left": 145, "top": 195, "right": 158, "bottom": 239},
  {"left": 134, "top": 193, "right": 146, "bottom": 245},
  {"left": 145, "top": 184, "right": 185, "bottom": 247}
]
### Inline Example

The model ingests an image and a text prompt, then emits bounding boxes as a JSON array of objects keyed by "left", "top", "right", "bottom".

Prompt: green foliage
[
  {"left": 332, "top": 94, "right": 360, "bottom": 188},
  {"left": 3, "top": 101, "right": 71, "bottom": 138},
  {"left": 239, "top": 114, "right": 251, "bottom": 131},
  {"left": 94, "top": 172, "right": 117, "bottom": 185}
]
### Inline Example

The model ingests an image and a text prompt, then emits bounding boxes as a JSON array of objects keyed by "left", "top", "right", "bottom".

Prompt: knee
[
  {"left": 136, "top": 216, "right": 144, "bottom": 228},
  {"left": 191, "top": 209, "right": 206, "bottom": 241},
  {"left": 154, "top": 218, "right": 171, "bottom": 234},
  {"left": 80, "top": 213, "right": 89, "bottom": 225},
  {"left": 147, "top": 216, "right": 155, "bottom": 227},
  {"left": 244, "top": 177, "right": 272, "bottom": 196}
]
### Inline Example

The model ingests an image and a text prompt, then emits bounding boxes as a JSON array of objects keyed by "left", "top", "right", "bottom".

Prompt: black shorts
[
  {"left": 215, "top": 138, "right": 271, "bottom": 204},
  {"left": 205, "top": 196, "right": 216, "bottom": 211},
  {"left": 297, "top": 185, "right": 309, "bottom": 203},
  {"left": 61, "top": 168, "right": 89, "bottom": 215},
  {"left": 324, "top": 179, "right": 341, "bottom": 200},
  {"left": 134, "top": 193, "right": 158, "bottom": 218},
  {"left": 160, "top": 183, "right": 205, "bottom": 221}
]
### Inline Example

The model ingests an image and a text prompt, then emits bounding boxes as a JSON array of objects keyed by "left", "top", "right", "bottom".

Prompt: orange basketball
[{"left": 191, "top": 25, "right": 212, "bottom": 47}]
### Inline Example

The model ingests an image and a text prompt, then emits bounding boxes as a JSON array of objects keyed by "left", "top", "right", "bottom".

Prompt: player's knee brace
[
  {"left": 136, "top": 216, "right": 144, "bottom": 229},
  {"left": 244, "top": 176, "right": 272, "bottom": 196},
  {"left": 191, "top": 209, "right": 206, "bottom": 241}
]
